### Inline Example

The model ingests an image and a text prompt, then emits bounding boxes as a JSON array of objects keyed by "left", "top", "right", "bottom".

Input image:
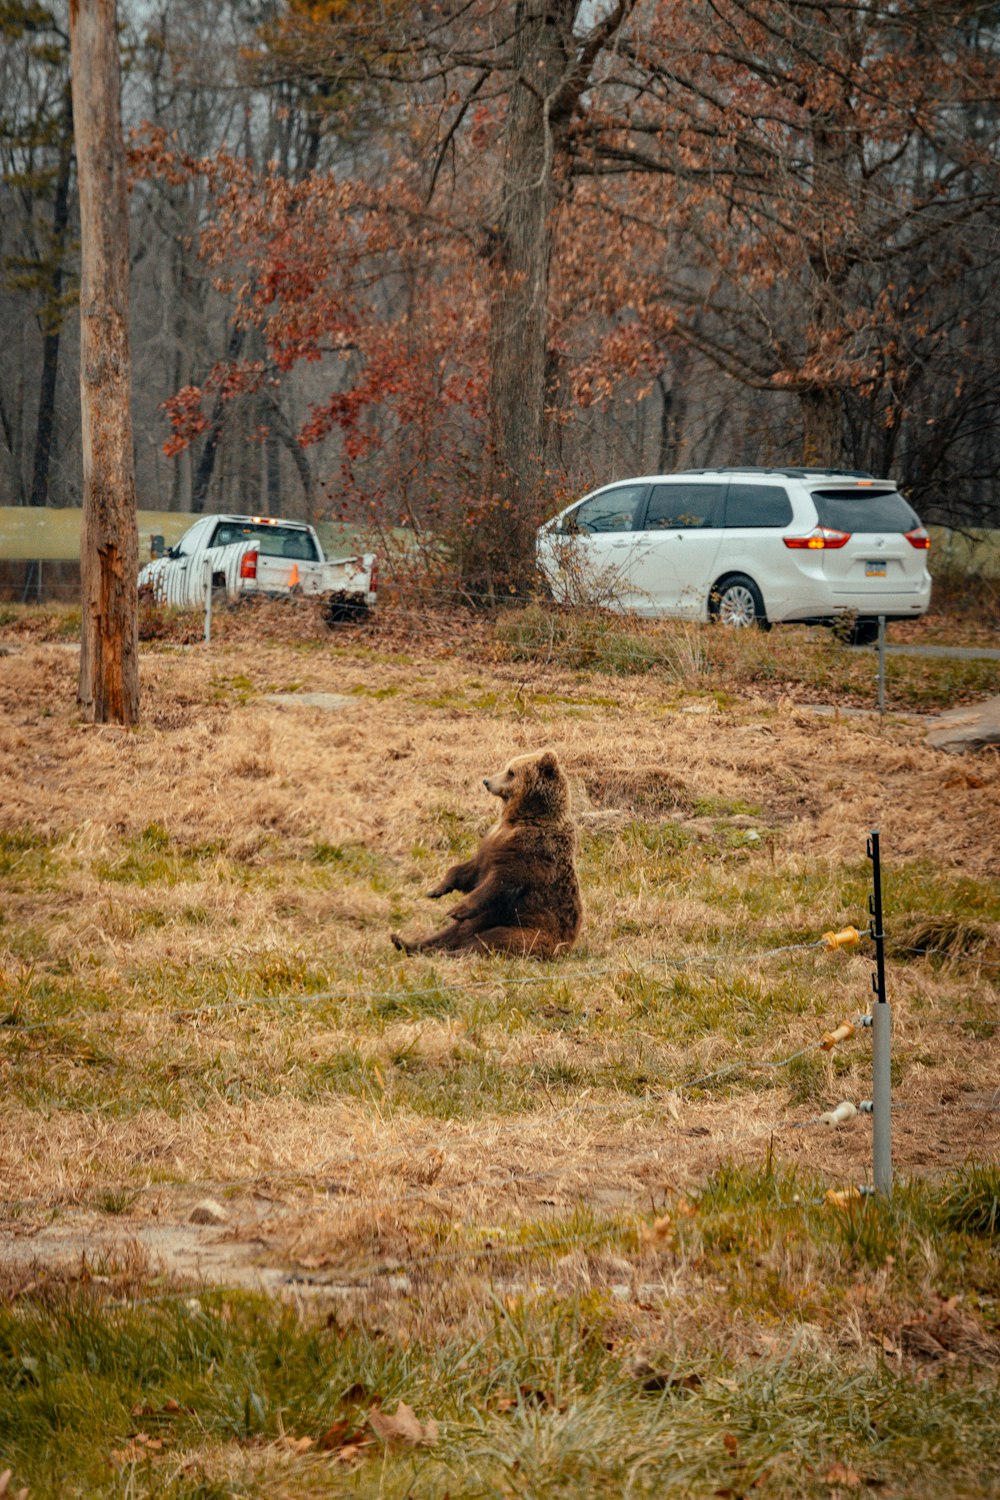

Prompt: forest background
[{"left": 2, "top": 0, "right": 1000, "bottom": 594}]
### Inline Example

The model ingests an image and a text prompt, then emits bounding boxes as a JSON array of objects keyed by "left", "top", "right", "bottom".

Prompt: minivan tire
[
  {"left": 711, "top": 575, "right": 770, "bottom": 630},
  {"left": 845, "top": 618, "right": 880, "bottom": 647}
]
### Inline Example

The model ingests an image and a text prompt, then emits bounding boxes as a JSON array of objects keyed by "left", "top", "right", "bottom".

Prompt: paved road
[{"left": 884, "top": 643, "right": 1000, "bottom": 661}]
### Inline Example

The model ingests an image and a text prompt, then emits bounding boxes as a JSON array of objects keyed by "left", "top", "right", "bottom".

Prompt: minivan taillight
[
  {"left": 904, "top": 527, "right": 930, "bottom": 549},
  {"left": 239, "top": 549, "right": 258, "bottom": 579},
  {"left": 783, "top": 527, "right": 850, "bottom": 550}
]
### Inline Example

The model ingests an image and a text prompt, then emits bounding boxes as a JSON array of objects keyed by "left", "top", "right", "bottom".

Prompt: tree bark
[
  {"left": 476, "top": 1, "right": 577, "bottom": 597},
  {"left": 70, "top": 0, "right": 140, "bottom": 726},
  {"left": 800, "top": 387, "right": 845, "bottom": 469},
  {"left": 474, "top": 0, "right": 633, "bottom": 595},
  {"left": 190, "top": 322, "right": 246, "bottom": 512}
]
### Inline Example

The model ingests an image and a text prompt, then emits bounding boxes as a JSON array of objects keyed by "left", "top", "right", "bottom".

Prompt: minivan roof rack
[{"left": 675, "top": 467, "right": 878, "bottom": 480}]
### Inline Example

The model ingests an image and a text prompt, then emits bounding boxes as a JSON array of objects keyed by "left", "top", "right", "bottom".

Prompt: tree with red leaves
[{"left": 143, "top": 0, "right": 1000, "bottom": 593}]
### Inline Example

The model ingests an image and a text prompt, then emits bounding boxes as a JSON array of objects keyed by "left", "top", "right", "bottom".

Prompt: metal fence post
[
  {"left": 868, "top": 829, "right": 892, "bottom": 1193},
  {"left": 203, "top": 558, "right": 212, "bottom": 643},
  {"left": 877, "top": 615, "right": 886, "bottom": 715}
]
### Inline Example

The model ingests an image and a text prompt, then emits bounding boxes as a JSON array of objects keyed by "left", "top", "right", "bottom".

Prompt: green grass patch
[
  {"left": 92, "top": 824, "right": 228, "bottom": 887},
  {"left": 2, "top": 1234, "right": 1000, "bottom": 1499}
]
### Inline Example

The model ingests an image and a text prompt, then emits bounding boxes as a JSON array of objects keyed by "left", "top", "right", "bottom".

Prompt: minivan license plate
[{"left": 865, "top": 561, "right": 886, "bottom": 577}]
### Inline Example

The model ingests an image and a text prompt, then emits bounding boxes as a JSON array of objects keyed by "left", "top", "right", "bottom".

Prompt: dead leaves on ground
[
  {"left": 368, "top": 1400, "right": 439, "bottom": 1447},
  {"left": 110, "top": 1433, "right": 166, "bottom": 1467},
  {"left": 821, "top": 1461, "right": 864, "bottom": 1489},
  {"left": 880, "top": 1296, "right": 1000, "bottom": 1369},
  {"left": 272, "top": 1400, "right": 439, "bottom": 1466},
  {"left": 639, "top": 1196, "right": 697, "bottom": 1251},
  {"left": 109, "top": 1389, "right": 437, "bottom": 1473}
]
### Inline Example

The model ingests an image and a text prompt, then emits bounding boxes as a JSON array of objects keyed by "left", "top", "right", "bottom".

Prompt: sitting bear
[{"left": 391, "top": 749, "right": 583, "bottom": 957}]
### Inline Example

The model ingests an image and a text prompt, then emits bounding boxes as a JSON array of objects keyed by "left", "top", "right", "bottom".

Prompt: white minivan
[{"left": 536, "top": 467, "right": 931, "bottom": 643}]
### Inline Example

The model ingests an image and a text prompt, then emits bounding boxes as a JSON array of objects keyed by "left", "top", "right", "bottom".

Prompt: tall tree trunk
[
  {"left": 474, "top": 0, "right": 631, "bottom": 595},
  {"left": 477, "top": 0, "right": 577, "bottom": 597},
  {"left": 29, "top": 79, "right": 74, "bottom": 512},
  {"left": 800, "top": 387, "right": 844, "bottom": 468},
  {"left": 70, "top": 0, "right": 139, "bottom": 726},
  {"left": 190, "top": 322, "right": 246, "bottom": 512}
]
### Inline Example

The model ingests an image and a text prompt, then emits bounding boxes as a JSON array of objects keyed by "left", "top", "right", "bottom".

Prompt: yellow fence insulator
[
  {"left": 825, "top": 1186, "right": 863, "bottom": 1209},
  {"left": 822, "top": 926, "right": 861, "bottom": 951},
  {"left": 819, "top": 1020, "right": 856, "bottom": 1052}
]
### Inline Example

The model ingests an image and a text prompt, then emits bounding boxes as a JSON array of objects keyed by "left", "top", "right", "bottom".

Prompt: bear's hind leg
[
  {"left": 392, "top": 920, "right": 470, "bottom": 954},
  {"left": 470, "top": 926, "right": 557, "bottom": 957}
]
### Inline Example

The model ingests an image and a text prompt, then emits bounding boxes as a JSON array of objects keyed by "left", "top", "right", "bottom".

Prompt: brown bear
[{"left": 391, "top": 749, "right": 583, "bottom": 957}]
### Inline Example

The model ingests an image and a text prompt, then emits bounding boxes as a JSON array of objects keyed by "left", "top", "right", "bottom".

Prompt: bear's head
[{"left": 484, "top": 749, "right": 570, "bottom": 823}]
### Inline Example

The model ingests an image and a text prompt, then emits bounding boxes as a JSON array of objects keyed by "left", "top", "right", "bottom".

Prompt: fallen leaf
[
  {"left": 319, "top": 1419, "right": 352, "bottom": 1450},
  {"left": 723, "top": 1432, "right": 739, "bottom": 1455},
  {"left": 518, "top": 1384, "right": 558, "bottom": 1408},
  {"left": 628, "top": 1356, "right": 703, "bottom": 1392},
  {"left": 337, "top": 1441, "right": 374, "bottom": 1464},
  {"left": 823, "top": 1460, "right": 862, "bottom": 1488},
  {"left": 640, "top": 1214, "right": 676, "bottom": 1248},
  {"left": 368, "top": 1400, "right": 438, "bottom": 1447}
]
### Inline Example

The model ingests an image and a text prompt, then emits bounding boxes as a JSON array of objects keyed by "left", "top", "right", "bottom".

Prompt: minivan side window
[
  {"left": 562, "top": 485, "right": 646, "bottom": 533},
  {"left": 643, "top": 483, "right": 726, "bottom": 530},
  {"left": 724, "top": 484, "right": 793, "bottom": 528}
]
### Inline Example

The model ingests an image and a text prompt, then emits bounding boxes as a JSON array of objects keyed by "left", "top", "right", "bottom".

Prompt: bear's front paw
[
  {"left": 391, "top": 932, "right": 413, "bottom": 955},
  {"left": 447, "top": 902, "right": 472, "bottom": 920},
  {"left": 426, "top": 885, "right": 448, "bottom": 899}
]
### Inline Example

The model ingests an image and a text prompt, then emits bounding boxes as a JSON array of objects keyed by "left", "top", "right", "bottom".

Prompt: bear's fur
[{"left": 391, "top": 749, "right": 583, "bottom": 958}]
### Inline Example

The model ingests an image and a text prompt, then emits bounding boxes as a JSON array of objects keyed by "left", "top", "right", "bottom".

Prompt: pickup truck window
[{"left": 208, "top": 523, "right": 319, "bottom": 560}]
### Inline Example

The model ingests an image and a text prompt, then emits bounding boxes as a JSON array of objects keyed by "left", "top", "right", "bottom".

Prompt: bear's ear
[{"left": 537, "top": 750, "right": 558, "bottom": 776}]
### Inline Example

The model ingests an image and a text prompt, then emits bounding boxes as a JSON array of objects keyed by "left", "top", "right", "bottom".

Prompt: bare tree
[{"left": 70, "top": 0, "right": 138, "bottom": 724}]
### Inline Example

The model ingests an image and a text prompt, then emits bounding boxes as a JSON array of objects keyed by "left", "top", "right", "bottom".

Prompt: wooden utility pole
[{"left": 70, "top": 0, "right": 139, "bottom": 725}]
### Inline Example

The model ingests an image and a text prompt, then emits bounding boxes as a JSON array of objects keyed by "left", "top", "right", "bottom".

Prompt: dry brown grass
[{"left": 0, "top": 614, "right": 994, "bottom": 1308}]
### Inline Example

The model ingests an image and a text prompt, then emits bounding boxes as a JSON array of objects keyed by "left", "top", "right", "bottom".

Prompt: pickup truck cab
[{"left": 138, "top": 513, "right": 377, "bottom": 619}]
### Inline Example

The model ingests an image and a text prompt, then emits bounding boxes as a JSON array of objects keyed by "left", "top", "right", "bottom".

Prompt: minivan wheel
[
  {"left": 712, "top": 575, "right": 770, "bottom": 630},
  {"left": 845, "top": 618, "right": 880, "bottom": 647}
]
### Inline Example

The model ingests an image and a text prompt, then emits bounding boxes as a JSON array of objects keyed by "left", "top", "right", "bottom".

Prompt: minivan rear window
[
  {"left": 811, "top": 488, "right": 920, "bottom": 534},
  {"left": 725, "top": 484, "right": 793, "bottom": 528}
]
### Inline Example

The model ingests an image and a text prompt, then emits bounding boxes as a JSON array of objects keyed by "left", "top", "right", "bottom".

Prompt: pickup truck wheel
[
  {"left": 323, "top": 592, "right": 369, "bottom": 627},
  {"left": 210, "top": 574, "right": 228, "bottom": 609}
]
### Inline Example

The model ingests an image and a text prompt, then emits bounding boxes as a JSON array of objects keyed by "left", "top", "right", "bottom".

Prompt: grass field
[{"left": 0, "top": 600, "right": 998, "bottom": 1498}]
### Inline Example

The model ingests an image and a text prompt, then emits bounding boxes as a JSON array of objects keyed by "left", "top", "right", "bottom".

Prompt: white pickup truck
[{"left": 138, "top": 513, "right": 377, "bottom": 622}]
